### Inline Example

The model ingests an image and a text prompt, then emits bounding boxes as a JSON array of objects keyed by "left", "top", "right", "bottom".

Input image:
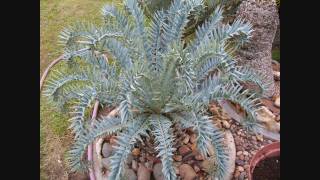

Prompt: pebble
[
  {"left": 102, "top": 143, "right": 113, "bottom": 158},
  {"left": 222, "top": 120, "right": 231, "bottom": 129},
  {"left": 273, "top": 71, "right": 280, "bottom": 80},
  {"left": 139, "top": 156, "right": 145, "bottom": 163},
  {"left": 152, "top": 163, "right": 164, "bottom": 180},
  {"left": 243, "top": 151, "right": 249, "bottom": 156},
  {"left": 236, "top": 159, "right": 245, "bottom": 166},
  {"left": 256, "top": 134, "right": 264, "bottom": 142},
  {"left": 137, "top": 163, "right": 150, "bottom": 180},
  {"left": 239, "top": 172, "right": 246, "bottom": 180},
  {"left": 179, "top": 145, "right": 191, "bottom": 155},
  {"left": 193, "top": 165, "right": 200, "bottom": 173},
  {"left": 274, "top": 97, "right": 280, "bottom": 107},
  {"left": 124, "top": 168, "right": 137, "bottom": 180},
  {"left": 237, "top": 166, "right": 244, "bottom": 172},
  {"left": 190, "top": 134, "right": 197, "bottom": 144},
  {"left": 126, "top": 154, "right": 133, "bottom": 165},
  {"left": 173, "top": 155, "right": 182, "bottom": 162},
  {"left": 179, "top": 164, "right": 197, "bottom": 180},
  {"left": 132, "top": 148, "right": 140, "bottom": 156},
  {"left": 102, "top": 158, "right": 110, "bottom": 169},
  {"left": 234, "top": 170, "right": 241, "bottom": 178},
  {"left": 195, "top": 154, "right": 204, "bottom": 161},
  {"left": 236, "top": 151, "right": 243, "bottom": 156},
  {"left": 239, "top": 154, "right": 244, "bottom": 160},
  {"left": 183, "top": 135, "right": 190, "bottom": 144},
  {"left": 132, "top": 160, "right": 138, "bottom": 171}
]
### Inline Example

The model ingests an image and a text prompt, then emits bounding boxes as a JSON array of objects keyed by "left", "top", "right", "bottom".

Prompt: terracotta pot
[{"left": 248, "top": 141, "right": 280, "bottom": 180}]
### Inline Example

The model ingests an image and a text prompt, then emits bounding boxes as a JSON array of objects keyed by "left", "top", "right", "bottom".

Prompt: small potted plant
[
  {"left": 248, "top": 141, "right": 280, "bottom": 180},
  {"left": 42, "top": 0, "right": 270, "bottom": 179}
]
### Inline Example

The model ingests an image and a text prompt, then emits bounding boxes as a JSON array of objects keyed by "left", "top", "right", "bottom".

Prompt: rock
[
  {"left": 239, "top": 172, "right": 246, "bottom": 180},
  {"left": 188, "top": 143, "right": 197, "bottom": 151},
  {"left": 234, "top": 170, "right": 241, "bottom": 178},
  {"left": 274, "top": 71, "right": 280, "bottom": 81},
  {"left": 132, "top": 160, "right": 138, "bottom": 171},
  {"left": 243, "top": 151, "right": 249, "bottom": 156},
  {"left": 236, "top": 159, "right": 245, "bottom": 166},
  {"left": 244, "top": 164, "right": 250, "bottom": 170},
  {"left": 194, "top": 165, "right": 200, "bottom": 173},
  {"left": 236, "top": 151, "right": 243, "bottom": 156},
  {"left": 179, "top": 145, "right": 191, "bottom": 155},
  {"left": 137, "top": 163, "right": 151, "bottom": 180},
  {"left": 256, "top": 106, "right": 276, "bottom": 123},
  {"left": 237, "top": 166, "right": 244, "bottom": 172},
  {"left": 276, "top": 115, "right": 280, "bottom": 122},
  {"left": 132, "top": 148, "right": 140, "bottom": 156},
  {"left": 222, "top": 120, "right": 231, "bottom": 129},
  {"left": 102, "top": 143, "right": 113, "bottom": 158},
  {"left": 239, "top": 154, "right": 244, "bottom": 160},
  {"left": 236, "top": 0, "right": 279, "bottom": 97},
  {"left": 195, "top": 154, "right": 204, "bottom": 161},
  {"left": 139, "top": 156, "right": 145, "bottom": 163},
  {"left": 256, "top": 106, "right": 280, "bottom": 132},
  {"left": 102, "top": 158, "right": 110, "bottom": 169},
  {"left": 183, "top": 135, "right": 190, "bottom": 144},
  {"left": 256, "top": 134, "right": 264, "bottom": 142},
  {"left": 126, "top": 154, "right": 134, "bottom": 165},
  {"left": 124, "top": 168, "right": 137, "bottom": 180},
  {"left": 179, "top": 164, "right": 197, "bottom": 180},
  {"left": 173, "top": 155, "right": 182, "bottom": 162},
  {"left": 190, "top": 134, "right": 197, "bottom": 144},
  {"left": 251, "top": 136, "right": 257, "bottom": 141},
  {"left": 274, "top": 97, "right": 280, "bottom": 107},
  {"left": 145, "top": 161, "right": 153, "bottom": 170},
  {"left": 152, "top": 163, "right": 164, "bottom": 180}
]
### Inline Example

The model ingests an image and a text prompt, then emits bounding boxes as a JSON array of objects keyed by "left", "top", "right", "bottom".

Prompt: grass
[
  {"left": 272, "top": 48, "right": 280, "bottom": 62},
  {"left": 40, "top": 0, "right": 122, "bottom": 179}
]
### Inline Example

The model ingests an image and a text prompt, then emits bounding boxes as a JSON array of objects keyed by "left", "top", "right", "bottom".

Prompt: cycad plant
[
  {"left": 139, "top": 0, "right": 242, "bottom": 35},
  {"left": 43, "top": 0, "right": 269, "bottom": 179}
]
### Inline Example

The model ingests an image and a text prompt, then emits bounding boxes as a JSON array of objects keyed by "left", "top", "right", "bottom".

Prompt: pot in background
[{"left": 248, "top": 141, "right": 280, "bottom": 180}]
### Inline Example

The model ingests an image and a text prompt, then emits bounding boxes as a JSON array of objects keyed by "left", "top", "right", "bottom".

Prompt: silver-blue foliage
[{"left": 43, "top": 0, "right": 271, "bottom": 179}]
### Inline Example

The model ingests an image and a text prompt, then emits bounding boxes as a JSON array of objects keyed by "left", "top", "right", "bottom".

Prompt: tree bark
[{"left": 235, "top": 0, "right": 279, "bottom": 97}]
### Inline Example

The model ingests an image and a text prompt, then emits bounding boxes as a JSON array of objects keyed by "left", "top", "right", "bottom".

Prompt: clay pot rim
[{"left": 248, "top": 141, "right": 280, "bottom": 180}]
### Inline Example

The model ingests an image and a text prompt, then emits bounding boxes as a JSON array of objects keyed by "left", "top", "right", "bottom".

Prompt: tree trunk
[{"left": 235, "top": 0, "right": 279, "bottom": 97}]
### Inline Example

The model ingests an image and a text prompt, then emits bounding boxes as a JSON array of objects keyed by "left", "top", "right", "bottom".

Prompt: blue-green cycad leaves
[
  {"left": 150, "top": 115, "right": 176, "bottom": 180},
  {"left": 43, "top": 0, "right": 269, "bottom": 179}
]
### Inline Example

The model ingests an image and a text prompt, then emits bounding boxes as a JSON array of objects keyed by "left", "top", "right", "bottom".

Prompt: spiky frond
[
  {"left": 42, "top": 70, "right": 89, "bottom": 97},
  {"left": 189, "top": 6, "right": 223, "bottom": 53},
  {"left": 230, "top": 66, "right": 272, "bottom": 96},
  {"left": 109, "top": 116, "right": 149, "bottom": 180},
  {"left": 192, "top": 114, "right": 229, "bottom": 179},
  {"left": 67, "top": 116, "right": 124, "bottom": 172},
  {"left": 148, "top": 9, "right": 168, "bottom": 71},
  {"left": 150, "top": 115, "right": 176, "bottom": 180},
  {"left": 164, "top": 0, "right": 203, "bottom": 46},
  {"left": 208, "top": 84, "right": 263, "bottom": 129},
  {"left": 105, "top": 39, "right": 133, "bottom": 69},
  {"left": 69, "top": 87, "right": 97, "bottom": 139}
]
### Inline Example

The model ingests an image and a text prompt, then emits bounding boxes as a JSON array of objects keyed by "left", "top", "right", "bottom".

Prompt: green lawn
[{"left": 40, "top": 0, "right": 122, "bottom": 179}]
